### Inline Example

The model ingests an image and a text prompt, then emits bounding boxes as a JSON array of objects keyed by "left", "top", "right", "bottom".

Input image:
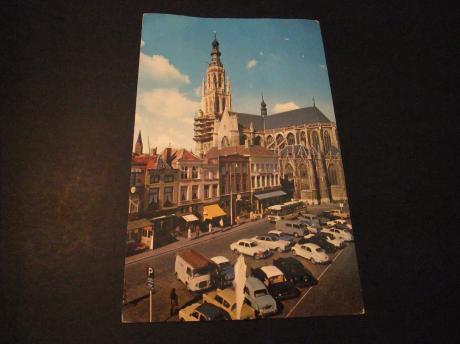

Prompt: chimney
[{"left": 163, "top": 147, "right": 172, "bottom": 163}]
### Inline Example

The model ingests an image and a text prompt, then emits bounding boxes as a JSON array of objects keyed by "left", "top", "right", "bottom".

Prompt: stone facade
[{"left": 193, "top": 37, "right": 348, "bottom": 204}]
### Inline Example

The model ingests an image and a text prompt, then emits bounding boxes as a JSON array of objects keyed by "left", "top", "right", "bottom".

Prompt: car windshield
[
  {"left": 270, "top": 236, "right": 279, "bottom": 241},
  {"left": 249, "top": 242, "right": 257, "bottom": 247},
  {"left": 269, "top": 275, "right": 285, "bottom": 284},
  {"left": 254, "top": 289, "right": 268, "bottom": 297},
  {"left": 192, "top": 267, "right": 209, "bottom": 276},
  {"left": 219, "top": 262, "right": 231, "bottom": 268}
]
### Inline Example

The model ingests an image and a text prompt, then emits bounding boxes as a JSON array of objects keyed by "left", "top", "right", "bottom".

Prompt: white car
[
  {"left": 267, "top": 230, "right": 295, "bottom": 245},
  {"left": 230, "top": 239, "right": 271, "bottom": 259},
  {"left": 250, "top": 235, "right": 291, "bottom": 252},
  {"left": 326, "top": 219, "right": 350, "bottom": 227},
  {"left": 322, "top": 227, "right": 354, "bottom": 242},
  {"left": 318, "top": 232, "right": 346, "bottom": 248},
  {"left": 291, "top": 243, "right": 330, "bottom": 264}
]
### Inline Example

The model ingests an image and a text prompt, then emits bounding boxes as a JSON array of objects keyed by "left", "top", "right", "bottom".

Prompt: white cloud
[
  {"left": 246, "top": 59, "right": 258, "bottom": 70},
  {"left": 273, "top": 101, "right": 300, "bottom": 113},
  {"left": 259, "top": 51, "right": 264, "bottom": 56},
  {"left": 141, "top": 40, "right": 145, "bottom": 48},
  {"left": 138, "top": 88, "right": 199, "bottom": 121},
  {"left": 139, "top": 53, "right": 190, "bottom": 85},
  {"left": 319, "top": 64, "right": 326, "bottom": 70},
  {"left": 284, "top": 37, "right": 290, "bottom": 41}
]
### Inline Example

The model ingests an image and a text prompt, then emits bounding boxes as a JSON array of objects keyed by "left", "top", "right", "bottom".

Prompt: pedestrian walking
[
  {"left": 170, "top": 288, "right": 178, "bottom": 316},
  {"left": 208, "top": 222, "right": 212, "bottom": 233},
  {"left": 219, "top": 218, "right": 224, "bottom": 228}
]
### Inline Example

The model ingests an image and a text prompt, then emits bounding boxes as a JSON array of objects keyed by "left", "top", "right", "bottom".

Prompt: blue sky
[{"left": 134, "top": 14, "right": 336, "bottom": 152}]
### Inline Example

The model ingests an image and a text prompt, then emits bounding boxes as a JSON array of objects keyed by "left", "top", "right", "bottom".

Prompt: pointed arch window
[
  {"left": 276, "top": 134, "right": 285, "bottom": 149},
  {"left": 324, "top": 131, "right": 332, "bottom": 154},
  {"left": 287, "top": 133, "right": 295, "bottom": 145},
  {"left": 312, "top": 131, "right": 320, "bottom": 152},
  {"left": 221, "top": 136, "right": 230, "bottom": 148},
  {"left": 300, "top": 131, "right": 307, "bottom": 146},
  {"left": 328, "top": 164, "right": 338, "bottom": 186},
  {"left": 266, "top": 135, "right": 274, "bottom": 149},
  {"left": 284, "top": 163, "right": 294, "bottom": 180}
]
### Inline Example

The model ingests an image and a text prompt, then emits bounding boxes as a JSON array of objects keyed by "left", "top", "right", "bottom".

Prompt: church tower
[
  {"left": 261, "top": 93, "right": 267, "bottom": 117},
  {"left": 194, "top": 35, "right": 232, "bottom": 156},
  {"left": 134, "top": 130, "right": 143, "bottom": 155}
]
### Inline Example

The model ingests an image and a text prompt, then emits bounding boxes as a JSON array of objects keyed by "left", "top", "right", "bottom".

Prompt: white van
[
  {"left": 275, "top": 219, "right": 309, "bottom": 238},
  {"left": 175, "top": 249, "right": 213, "bottom": 292}
]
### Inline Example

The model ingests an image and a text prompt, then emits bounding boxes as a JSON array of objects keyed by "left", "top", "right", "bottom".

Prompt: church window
[
  {"left": 285, "top": 164, "right": 294, "bottom": 180},
  {"left": 300, "top": 164, "right": 308, "bottom": 178},
  {"left": 254, "top": 136, "right": 261, "bottom": 146},
  {"left": 300, "top": 132, "right": 307, "bottom": 146},
  {"left": 276, "top": 134, "right": 284, "bottom": 148},
  {"left": 287, "top": 133, "right": 295, "bottom": 145},
  {"left": 240, "top": 134, "right": 248, "bottom": 146},
  {"left": 323, "top": 131, "right": 332, "bottom": 154},
  {"left": 266, "top": 135, "right": 274, "bottom": 149},
  {"left": 181, "top": 166, "right": 188, "bottom": 179},
  {"left": 312, "top": 131, "right": 320, "bottom": 152},
  {"left": 192, "top": 166, "right": 198, "bottom": 179},
  {"left": 180, "top": 186, "right": 188, "bottom": 201},
  {"left": 328, "top": 164, "right": 338, "bottom": 185},
  {"left": 221, "top": 136, "right": 230, "bottom": 147}
]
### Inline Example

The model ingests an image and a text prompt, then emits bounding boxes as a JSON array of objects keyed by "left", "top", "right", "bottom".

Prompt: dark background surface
[{"left": 2, "top": 1, "right": 458, "bottom": 343}]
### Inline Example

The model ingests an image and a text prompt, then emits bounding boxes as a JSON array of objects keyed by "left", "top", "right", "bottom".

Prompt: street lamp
[{"left": 229, "top": 162, "right": 238, "bottom": 226}]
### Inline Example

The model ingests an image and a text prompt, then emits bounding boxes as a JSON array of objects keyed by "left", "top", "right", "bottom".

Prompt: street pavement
[{"left": 122, "top": 204, "right": 363, "bottom": 322}]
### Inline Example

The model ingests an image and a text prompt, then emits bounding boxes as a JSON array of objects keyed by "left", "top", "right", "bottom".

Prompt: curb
[{"left": 125, "top": 218, "right": 267, "bottom": 265}]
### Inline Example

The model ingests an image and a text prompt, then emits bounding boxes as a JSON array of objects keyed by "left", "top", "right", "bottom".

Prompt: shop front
[
  {"left": 150, "top": 214, "right": 176, "bottom": 249},
  {"left": 203, "top": 204, "right": 227, "bottom": 228},
  {"left": 126, "top": 218, "right": 153, "bottom": 255}
]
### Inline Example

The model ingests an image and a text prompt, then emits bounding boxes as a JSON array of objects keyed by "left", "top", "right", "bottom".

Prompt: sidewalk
[{"left": 125, "top": 217, "right": 264, "bottom": 265}]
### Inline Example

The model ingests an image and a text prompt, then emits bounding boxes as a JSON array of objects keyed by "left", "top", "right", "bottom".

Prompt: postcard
[{"left": 122, "top": 14, "right": 364, "bottom": 322}]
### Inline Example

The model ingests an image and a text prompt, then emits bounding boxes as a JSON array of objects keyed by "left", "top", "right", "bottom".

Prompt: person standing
[
  {"left": 195, "top": 223, "right": 200, "bottom": 239},
  {"left": 170, "top": 288, "right": 178, "bottom": 316}
]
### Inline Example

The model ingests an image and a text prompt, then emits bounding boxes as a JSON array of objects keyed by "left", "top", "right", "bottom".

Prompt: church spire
[
  {"left": 210, "top": 34, "right": 222, "bottom": 66},
  {"left": 260, "top": 92, "right": 267, "bottom": 117},
  {"left": 134, "top": 130, "right": 143, "bottom": 155}
]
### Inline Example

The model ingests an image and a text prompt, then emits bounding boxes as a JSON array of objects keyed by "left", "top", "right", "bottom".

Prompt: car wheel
[
  {"left": 179, "top": 318, "right": 185, "bottom": 321},
  {"left": 292, "top": 250, "right": 297, "bottom": 256},
  {"left": 185, "top": 282, "right": 190, "bottom": 291},
  {"left": 311, "top": 258, "right": 316, "bottom": 264},
  {"left": 233, "top": 249, "right": 238, "bottom": 254},
  {"left": 253, "top": 253, "right": 258, "bottom": 259},
  {"left": 294, "top": 232, "right": 299, "bottom": 238},
  {"left": 277, "top": 247, "right": 283, "bottom": 253}
]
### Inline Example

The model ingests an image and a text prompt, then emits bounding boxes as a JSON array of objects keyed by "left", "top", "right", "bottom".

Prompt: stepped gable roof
[
  {"left": 170, "top": 148, "right": 201, "bottom": 163},
  {"left": 234, "top": 106, "right": 331, "bottom": 131}
]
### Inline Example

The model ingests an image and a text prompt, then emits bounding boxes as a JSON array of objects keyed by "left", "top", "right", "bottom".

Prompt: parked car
[
  {"left": 275, "top": 219, "right": 308, "bottom": 238},
  {"left": 125, "top": 240, "right": 147, "bottom": 256},
  {"left": 175, "top": 249, "right": 213, "bottom": 292},
  {"left": 291, "top": 243, "right": 330, "bottom": 264},
  {"left": 319, "top": 211, "right": 336, "bottom": 220},
  {"left": 202, "top": 288, "right": 256, "bottom": 320},
  {"left": 298, "top": 235, "right": 338, "bottom": 254},
  {"left": 230, "top": 239, "right": 272, "bottom": 259},
  {"left": 244, "top": 277, "right": 278, "bottom": 317},
  {"left": 317, "top": 232, "right": 346, "bottom": 249},
  {"left": 322, "top": 227, "right": 354, "bottom": 242},
  {"left": 250, "top": 235, "right": 291, "bottom": 252},
  {"left": 267, "top": 230, "right": 295, "bottom": 245},
  {"left": 210, "top": 256, "right": 235, "bottom": 289},
  {"left": 330, "top": 222, "right": 353, "bottom": 231},
  {"left": 330, "top": 209, "right": 350, "bottom": 219},
  {"left": 273, "top": 257, "right": 317, "bottom": 287},
  {"left": 251, "top": 266, "right": 300, "bottom": 300},
  {"left": 297, "top": 213, "right": 320, "bottom": 226},
  {"left": 178, "top": 302, "right": 231, "bottom": 321}
]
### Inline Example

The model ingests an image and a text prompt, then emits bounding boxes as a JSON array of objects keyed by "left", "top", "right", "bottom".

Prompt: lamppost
[{"left": 229, "top": 162, "right": 238, "bottom": 226}]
